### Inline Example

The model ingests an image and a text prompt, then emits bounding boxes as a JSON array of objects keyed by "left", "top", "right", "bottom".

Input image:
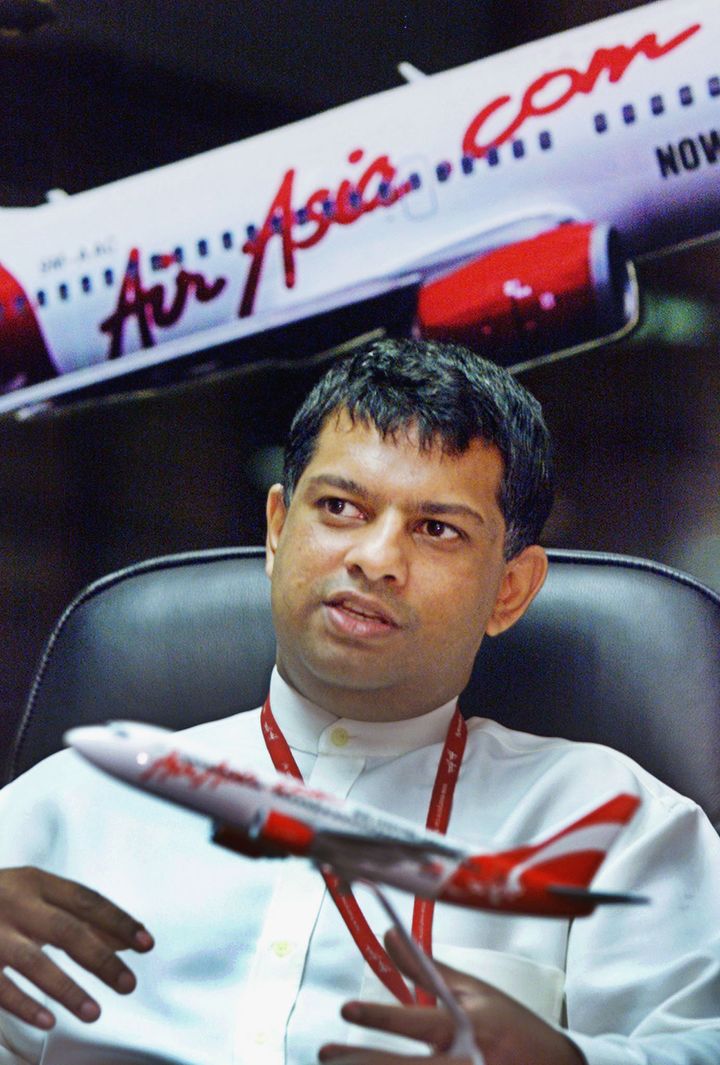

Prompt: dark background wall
[{"left": 1, "top": 0, "right": 719, "bottom": 775}]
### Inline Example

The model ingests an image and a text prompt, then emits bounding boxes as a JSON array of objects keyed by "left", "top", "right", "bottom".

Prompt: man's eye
[
  {"left": 419, "top": 519, "right": 461, "bottom": 541},
  {"left": 320, "top": 497, "right": 363, "bottom": 519}
]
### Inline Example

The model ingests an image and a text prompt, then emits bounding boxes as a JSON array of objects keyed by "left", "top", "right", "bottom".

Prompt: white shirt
[{"left": 0, "top": 669, "right": 718, "bottom": 1064}]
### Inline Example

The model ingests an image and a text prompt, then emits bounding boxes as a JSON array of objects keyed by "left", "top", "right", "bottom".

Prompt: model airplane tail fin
[{"left": 502, "top": 792, "right": 641, "bottom": 894}]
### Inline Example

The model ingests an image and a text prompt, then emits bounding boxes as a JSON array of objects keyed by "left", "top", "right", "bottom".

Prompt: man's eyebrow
[
  {"left": 417, "top": 501, "right": 486, "bottom": 527},
  {"left": 306, "top": 475, "right": 486, "bottom": 527},
  {"left": 306, "top": 474, "right": 370, "bottom": 498}
]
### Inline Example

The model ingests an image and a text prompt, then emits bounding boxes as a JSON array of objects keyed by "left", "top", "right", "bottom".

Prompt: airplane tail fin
[{"left": 500, "top": 792, "right": 641, "bottom": 900}]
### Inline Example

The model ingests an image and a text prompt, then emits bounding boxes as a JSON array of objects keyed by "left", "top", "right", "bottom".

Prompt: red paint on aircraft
[
  {"left": 417, "top": 222, "right": 619, "bottom": 350},
  {"left": 0, "top": 264, "right": 56, "bottom": 393}
]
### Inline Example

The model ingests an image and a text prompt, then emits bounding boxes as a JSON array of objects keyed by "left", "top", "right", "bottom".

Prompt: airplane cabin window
[
  {"left": 222, "top": 231, "right": 233, "bottom": 249},
  {"left": 174, "top": 247, "right": 183, "bottom": 264},
  {"left": 709, "top": 76, "right": 720, "bottom": 97},
  {"left": 322, "top": 198, "right": 334, "bottom": 216},
  {"left": 461, "top": 155, "right": 474, "bottom": 173},
  {"left": 435, "top": 162, "right": 451, "bottom": 182},
  {"left": 14, "top": 296, "right": 25, "bottom": 312},
  {"left": 36, "top": 291, "right": 46, "bottom": 307},
  {"left": 594, "top": 113, "right": 608, "bottom": 133},
  {"left": 81, "top": 276, "right": 91, "bottom": 293},
  {"left": 539, "top": 131, "right": 552, "bottom": 150},
  {"left": 486, "top": 147, "right": 499, "bottom": 167},
  {"left": 151, "top": 254, "right": 163, "bottom": 271},
  {"left": 59, "top": 283, "right": 69, "bottom": 301},
  {"left": 651, "top": 94, "right": 665, "bottom": 115},
  {"left": 409, "top": 172, "right": 421, "bottom": 190},
  {"left": 197, "top": 239, "right": 209, "bottom": 256},
  {"left": 679, "top": 85, "right": 693, "bottom": 106},
  {"left": 246, "top": 223, "right": 258, "bottom": 239},
  {"left": 104, "top": 268, "right": 114, "bottom": 286},
  {"left": 622, "top": 104, "right": 636, "bottom": 124},
  {"left": 512, "top": 140, "right": 525, "bottom": 158}
]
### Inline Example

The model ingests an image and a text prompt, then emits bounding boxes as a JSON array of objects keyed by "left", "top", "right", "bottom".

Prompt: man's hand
[
  {"left": 0, "top": 867, "right": 154, "bottom": 1031},
  {"left": 318, "top": 928, "right": 585, "bottom": 1065}
]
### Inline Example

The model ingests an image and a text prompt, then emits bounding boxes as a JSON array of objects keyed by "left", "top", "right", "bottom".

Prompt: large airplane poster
[{"left": 0, "top": 0, "right": 718, "bottom": 413}]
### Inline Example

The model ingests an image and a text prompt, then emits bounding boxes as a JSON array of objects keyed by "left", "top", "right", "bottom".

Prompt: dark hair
[{"left": 283, "top": 338, "right": 554, "bottom": 559}]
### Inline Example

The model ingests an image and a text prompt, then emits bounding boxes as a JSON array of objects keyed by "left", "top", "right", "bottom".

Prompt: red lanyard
[{"left": 261, "top": 695, "right": 467, "bottom": 1006}]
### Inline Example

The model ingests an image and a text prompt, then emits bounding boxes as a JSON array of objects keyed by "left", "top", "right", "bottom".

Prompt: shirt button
[
  {"left": 331, "top": 727, "right": 349, "bottom": 748},
  {"left": 271, "top": 939, "right": 294, "bottom": 957}
]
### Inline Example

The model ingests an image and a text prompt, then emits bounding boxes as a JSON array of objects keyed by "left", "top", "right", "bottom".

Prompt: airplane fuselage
[{"left": 1, "top": 0, "right": 719, "bottom": 410}]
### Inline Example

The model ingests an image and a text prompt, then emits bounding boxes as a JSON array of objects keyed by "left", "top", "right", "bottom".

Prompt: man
[{"left": 0, "top": 339, "right": 718, "bottom": 1065}]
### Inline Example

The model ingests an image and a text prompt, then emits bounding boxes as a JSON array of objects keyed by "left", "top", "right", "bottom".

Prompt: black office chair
[{"left": 7, "top": 547, "right": 720, "bottom": 831}]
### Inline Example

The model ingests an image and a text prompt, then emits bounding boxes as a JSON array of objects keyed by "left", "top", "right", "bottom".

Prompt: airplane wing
[{"left": 312, "top": 827, "right": 466, "bottom": 864}]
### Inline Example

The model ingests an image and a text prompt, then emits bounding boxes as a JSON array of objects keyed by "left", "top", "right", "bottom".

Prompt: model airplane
[
  {"left": 1, "top": 0, "right": 718, "bottom": 414},
  {"left": 65, "top": 721, "right": 643, "bottom": 919}
]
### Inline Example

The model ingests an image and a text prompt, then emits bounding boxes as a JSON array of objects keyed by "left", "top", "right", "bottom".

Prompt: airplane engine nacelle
[{"left": 416, "top": 222, "right": 636, "bottom": 366}]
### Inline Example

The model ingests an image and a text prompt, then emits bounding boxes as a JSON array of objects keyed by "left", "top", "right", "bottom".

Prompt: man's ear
[
  {"left": 265, "top": 484, "right": 288, "bottom": 579},
  {"left": 485, "top": 545, "right": 548, "bottom": 637}
]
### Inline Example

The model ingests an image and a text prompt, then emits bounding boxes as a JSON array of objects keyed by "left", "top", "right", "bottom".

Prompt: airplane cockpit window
[
  {"left": 622, "top": 104, "right": 636, "bottom": 124},
  {"left": 222, "top": 231, "right": 233, "bottom": 249},
  {"left": 679, "top": 85, "right": 693, "bottom": 106},
  {"left": 651, "top": 94, "right": 665, "bottom": 115},
  {"left": 58, "top": 283, "right": 68, "bottom": 301}
]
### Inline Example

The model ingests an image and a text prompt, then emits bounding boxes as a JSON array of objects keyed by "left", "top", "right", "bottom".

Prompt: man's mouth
[{"left": 323, "top": 594, "right": 401, "bottom": 637}]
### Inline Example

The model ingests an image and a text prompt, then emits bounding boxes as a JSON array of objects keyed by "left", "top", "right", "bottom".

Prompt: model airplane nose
[
  {"left": 65, "top": 724, "right": 123, "bottom": 765},
  {"left": 64, "top": 721, "right": 171, "bottom": 777}
]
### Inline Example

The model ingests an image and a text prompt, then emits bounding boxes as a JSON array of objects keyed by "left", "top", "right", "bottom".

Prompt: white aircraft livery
[{"left": 0, "top": 0, "right": 718, "bottom": 413}]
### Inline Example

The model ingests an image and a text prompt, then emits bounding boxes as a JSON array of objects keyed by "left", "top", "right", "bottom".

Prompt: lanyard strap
[{"left": 261, "top": 695, "right": 467, "bottom": 1006}]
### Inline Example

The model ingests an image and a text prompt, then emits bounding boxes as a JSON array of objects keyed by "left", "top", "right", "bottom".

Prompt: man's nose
[{"left": 344, "top": 514, "right": 409, "bottom": 585}]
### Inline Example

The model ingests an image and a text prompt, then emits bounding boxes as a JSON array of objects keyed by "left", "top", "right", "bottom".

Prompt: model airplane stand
[{"left": 361, "top": 880, "right": 485, "bottom": 1065}]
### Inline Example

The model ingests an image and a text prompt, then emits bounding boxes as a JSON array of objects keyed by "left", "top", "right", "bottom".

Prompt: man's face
[{"left": 265, "top": 410, "right": 546, "bottom": 720}]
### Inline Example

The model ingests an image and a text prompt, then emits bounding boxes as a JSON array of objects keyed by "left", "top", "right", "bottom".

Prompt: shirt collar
[{"left": 268, "top": 668, "right": 459, "bottom": 758}]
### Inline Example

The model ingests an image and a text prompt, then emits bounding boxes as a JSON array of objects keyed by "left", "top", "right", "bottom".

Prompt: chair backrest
[{"left": 7, "top": 547, "right": 720, "bottom": 830}]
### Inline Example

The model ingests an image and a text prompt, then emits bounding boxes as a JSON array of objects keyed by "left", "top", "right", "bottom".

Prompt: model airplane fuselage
[
  {"left": 1, "top": 0, "right": 719, "bottom": 412},
  {"left": 66, "top": 721, "right": 641, "bottom": 919}
]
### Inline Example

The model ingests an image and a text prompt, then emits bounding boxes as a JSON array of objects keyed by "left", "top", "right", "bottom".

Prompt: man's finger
[
  {"left": 37, "top": 872, "right": 153, "bottom": 951},
  {"left": 340, "top": 1001, "right": 454, "bottom": 1049},
  {"left": 0, "top": 970, "right": 55, "bottom": 1031},
  {"left": 4, "top": 940, "right": 101, "bottom": 1022},
  {"left": 319, "top": 1045, "right": 464, "bottom": 1064},
  {"left": 42, "top": 910, "right": 138, "bottom": 993}
]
